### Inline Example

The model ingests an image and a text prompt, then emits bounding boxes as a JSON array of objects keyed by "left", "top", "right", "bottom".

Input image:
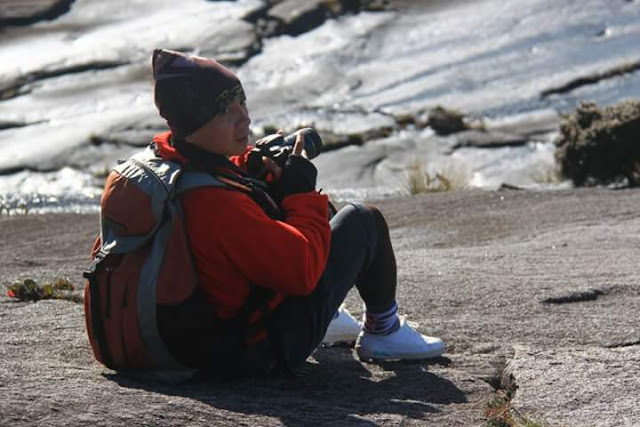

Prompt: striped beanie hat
[{"left": 152, "top": 49, "right": 245, "bottom": 137}]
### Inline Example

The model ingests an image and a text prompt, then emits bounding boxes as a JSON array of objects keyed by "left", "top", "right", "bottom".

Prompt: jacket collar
[{"left": 152, "top": 131, "right": 246, "bottom": 176}]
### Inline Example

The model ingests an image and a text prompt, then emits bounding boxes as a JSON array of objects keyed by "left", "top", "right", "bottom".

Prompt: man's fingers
[
  {"left": 292, "top": 131, "right": 305, "bottom": 157},
  {"left": 256, "top": 133, "right": 280, "bottom": 146},
  {"left": 262, "top": 156, "right": 282, "bottom": 180}
]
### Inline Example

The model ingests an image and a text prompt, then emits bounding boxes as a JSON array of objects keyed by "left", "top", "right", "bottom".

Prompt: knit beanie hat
[{"left": 152, "top": 48, "right": 245, "bottom": 137}]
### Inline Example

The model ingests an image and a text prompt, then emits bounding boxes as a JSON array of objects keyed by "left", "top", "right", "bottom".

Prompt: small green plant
[
  {"left": 554, "top": 100, "right": 640, "bottom": 186},
  {"left": 261, "top": 124, "right": 279, "bottom": 136},
  {"left": 530, "top": 163, "right": 561, "bottom": 184},
  {"left": 405, "top": 158, "right": 470, "bottom": 195},
  {"left": 5, "top": 278, "right": 82, "bottom": 303},
  {"left": 89, "top": 133, "right": 103, "bottom": 145},
  {"left": 0, "top": 87, "right": 18, "bottom": 100},
  {"left": 17, "top": 201, "right": 29, "bottom": 215},
  {"left": 485, "top": 392, "right": 542, "bottom": 427},
  {"left": 485, "top": 394, "right": 515, "bottom": 427},
  {"left": 426, "top": 105, "right": 469, "bottom": 135},
  {"left": 92, "top": 165, "right": 112, "bottom": 180}
]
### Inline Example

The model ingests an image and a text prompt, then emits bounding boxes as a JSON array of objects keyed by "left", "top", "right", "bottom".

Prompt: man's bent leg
[{"left": 266, "top": 203, "right": 379, "bottom": 371}]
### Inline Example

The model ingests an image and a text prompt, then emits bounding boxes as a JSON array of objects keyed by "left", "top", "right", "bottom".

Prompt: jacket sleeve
[{"left": 182, "top": 187, "right": 331, "bottom": 296}]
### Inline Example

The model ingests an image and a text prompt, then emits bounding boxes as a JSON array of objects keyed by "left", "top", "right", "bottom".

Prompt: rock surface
[
  {"left": 505, "top": 346, "right": 640, "bottom": 426},
  {"left": 1, "top": 188, "right": 639, "bottom": 426},
  {"left": 1, "top": 0, "right": 640, "bottom": 193}
]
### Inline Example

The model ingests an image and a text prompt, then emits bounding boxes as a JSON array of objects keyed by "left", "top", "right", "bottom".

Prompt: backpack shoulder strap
[
  {"left": 176, "top": 170, "right": 231, "bottom": 194},
  {"left": 100, "top": 147, "right": 182, "bottom": 254}
]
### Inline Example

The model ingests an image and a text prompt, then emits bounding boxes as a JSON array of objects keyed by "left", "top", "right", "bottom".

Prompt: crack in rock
[
  {"left": 252, "top": 0, "right": 390, "bottom": 37},
  {"left": 540, "top": 287, "right": 607, "bottom": 304},
  {"left": 605, "top": 339, "right": 640, "bottom": 349},
  {"left": 0, "top": 0, "right": 75, "bottom": 28},
  {"left": 451, "top": 130, "right": 528, "bottom": 150},
  {"left": 242, "top": 0, "right": 390, "bottom": 62},
  {"left": 541, "top": 59, "right": 640, "bottom": 98},
  {"left": 264, "top": 105, "right": 395, "bottom": 150},
  {"left": 476, "top": 353, "right": 510, "bottom": 391},
  {"left": 0, "top": 60, "right": 128, "bottom": 101},
  {"left": 356, "top": 154, "right": 387, "bottom": 181},
  {"left": 0, "top": 120, "right": 29, "bottom": 131}
]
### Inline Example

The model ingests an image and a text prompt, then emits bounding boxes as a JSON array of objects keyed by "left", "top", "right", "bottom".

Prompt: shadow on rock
[{"left": 106, "top": 347, "right": 465, "bottom": 425}]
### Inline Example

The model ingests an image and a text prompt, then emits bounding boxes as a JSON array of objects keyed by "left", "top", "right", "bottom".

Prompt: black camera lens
[{"left": 282, "top": 128, "right": 322, "bottom": 159}]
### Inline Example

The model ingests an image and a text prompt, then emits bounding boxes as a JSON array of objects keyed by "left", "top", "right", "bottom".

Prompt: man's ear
[{"left": 184, "top": 123, "right": 205, "bottom": 145}]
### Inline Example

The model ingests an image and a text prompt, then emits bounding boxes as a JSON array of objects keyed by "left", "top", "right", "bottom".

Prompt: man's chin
[{"left": 231, "top": 139, "right": 249, "bottom": 155}]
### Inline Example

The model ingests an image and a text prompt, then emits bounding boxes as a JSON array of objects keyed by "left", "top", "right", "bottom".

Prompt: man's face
[{"left": 186, "top": 96, "right": 251, "bottom": 157}]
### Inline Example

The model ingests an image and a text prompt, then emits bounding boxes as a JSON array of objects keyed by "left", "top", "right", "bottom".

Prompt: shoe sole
[
  {"left": 356, "top": 346, "right": 445, "bottom": 362},
  {"left": 322, "top": 334, "right": 359, "bottom": 346}
]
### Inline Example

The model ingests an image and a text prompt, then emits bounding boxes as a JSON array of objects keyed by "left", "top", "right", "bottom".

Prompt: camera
[{"left": 253, "top": 128, "right": 323, "bottom": 166}]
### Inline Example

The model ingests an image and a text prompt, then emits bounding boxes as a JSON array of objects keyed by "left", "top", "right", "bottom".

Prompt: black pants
[{"left": 265, "top": 202, "right": 397, "bottom": 372}]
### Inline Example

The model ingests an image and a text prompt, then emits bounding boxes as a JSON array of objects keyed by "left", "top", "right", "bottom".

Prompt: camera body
[
  {"left": 247, "top": 128, "right": 323, "bottom": 179},
  {"left": 254, "top": 128, "right": 322, "bottom": 166},
  {"left": 247, "top": 127, "right": 336, "bottom": 218}
]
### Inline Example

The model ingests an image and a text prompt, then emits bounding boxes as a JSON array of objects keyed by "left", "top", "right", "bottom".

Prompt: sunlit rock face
[{"left": 0, "top": 0, "right": 639, "bottom": 211}]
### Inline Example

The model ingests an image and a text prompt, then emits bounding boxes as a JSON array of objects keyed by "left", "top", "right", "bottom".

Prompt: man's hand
[
  {"left": 260, "top": 128, "right": 305, "bottom": 180},
  {"left": 247, "top": 129, "right": 285, "bottom": 180},
  {"left": 258, "top": 129, "right": 285, "bottom": 180},
  {"left": 262, "top": 129, "right": 317, "bottom": 203},
  {"left": 291, "top": 129, "right": 305, "bottom": 157},
  {"left": 278, "top": 129, "right": 317, "bottom": 198}
]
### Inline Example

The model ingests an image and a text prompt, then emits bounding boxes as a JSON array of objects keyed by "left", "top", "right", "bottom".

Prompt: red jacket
[{"left": 153, "top": 132, "right": 331, "bottom": 322}]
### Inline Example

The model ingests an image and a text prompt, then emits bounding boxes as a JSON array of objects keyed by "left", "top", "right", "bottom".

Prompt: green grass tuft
[
  {"left": 405, "top": 158, "right": 470, "bottom": 195},
  {"left": 530, "top": 164, "right": 562, "bottom": 184},
  {"left": 485, "top": 392, "right": 542, "bottom": 427},
  {"left": 5, "top": 278, "right": 83, "bottom": 303}
]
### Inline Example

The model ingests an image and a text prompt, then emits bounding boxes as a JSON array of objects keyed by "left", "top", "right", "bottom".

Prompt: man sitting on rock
[{"left": 92, "top": 48, "right": 445, "bottom": 377}]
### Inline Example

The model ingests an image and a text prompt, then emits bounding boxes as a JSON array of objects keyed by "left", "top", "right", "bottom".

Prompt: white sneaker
[
  {"left": 322, "top": 306, "right": 362, "bottom": 346},
  {"left": 355, "top": 318, "right": 445, "bottom": 361}
]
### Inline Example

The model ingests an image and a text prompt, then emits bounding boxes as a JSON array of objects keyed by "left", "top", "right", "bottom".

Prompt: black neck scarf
[{"left": 171, "top": 136, "right": 281, "bottom": 219}]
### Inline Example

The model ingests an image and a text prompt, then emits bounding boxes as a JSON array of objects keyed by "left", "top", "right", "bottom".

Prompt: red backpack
[{"left": 83, "top": 147, "right": 261, "bottom": 376}]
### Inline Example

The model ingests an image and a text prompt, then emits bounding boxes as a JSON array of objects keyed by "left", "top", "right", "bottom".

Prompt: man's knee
[
  {"left": 331, "top": 203, "right": 391, "bottom": 245},
  {"left": 336, "top": 203, "right": 388, "bottom": 233},
  {"left": 364, "top": 204, "right": 389, "bottom": 234}
]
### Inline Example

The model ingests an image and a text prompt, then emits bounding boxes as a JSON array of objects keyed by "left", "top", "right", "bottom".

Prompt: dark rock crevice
[
  {"left": 0, "top": 120, "right": 29, "bottom": 131},
  {"left": 239, "top": 0, "right": 390, "bottom": 66},
  {"left": 356, "top": 154, "right": 386, "bottom": 181},
  {"left": 376, "top": 106, "right": 472, "bottom": 135},
  {"left": 0, "top": 0, "right": 75, "bottom": 28},
  {"left": 482, "top": 353, "right": 542, "bottom": 427},
  {"left": 0, "top": 60, "right": 128, "bottom": 101},
  {"left": 605, "top": 340, "right": 640, "bottom": 349},
  {"left": 89, "top": 125, "right": 166, "bottom": 148},
  {"left": 541, "top": 59, "right": 640, "bottom": 98},
  {"left": 245, "top": 0, "right": 390, "bottom": 37},
  {"left": 450, "top": 131, "right": 528, "bottom": 150},
  {"left": 0, "top": 165, "right": 56, "bottom": 176},
  {"left": 274, "top": 105, "right": 394, "bottom": 152},
  {"left": 540, "top": 287, "right": 607, "bottom": 304},
  {"left": 378, "top": 105, "right": 531, "bottom": 153},
  {"left": 479, "top": 354, "right": 510, "bottom": 391}
]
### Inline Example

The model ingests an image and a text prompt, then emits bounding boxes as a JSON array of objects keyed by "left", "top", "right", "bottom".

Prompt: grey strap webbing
[
  {"left": 136, "top": 207, "right": 180, "bottom": 368},
  {"left": 101, "top": 149, "right": 231, "bottom": 369}
]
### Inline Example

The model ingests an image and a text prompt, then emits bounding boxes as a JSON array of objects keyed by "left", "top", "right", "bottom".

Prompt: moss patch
[
  {"left": 554, "top": 100, "right": 640, "bottom": 187},
  {"left": 5, "top": 278, "right": 82, "bottom": 303}
]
